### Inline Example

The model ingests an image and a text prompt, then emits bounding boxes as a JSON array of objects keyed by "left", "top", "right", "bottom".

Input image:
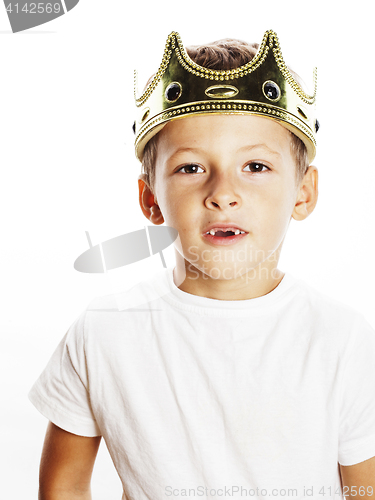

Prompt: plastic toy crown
[{"left": 134, "top": 30, "right": 318, "bottom": 162}]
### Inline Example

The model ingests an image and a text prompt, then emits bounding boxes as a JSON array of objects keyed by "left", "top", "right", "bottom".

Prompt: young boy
[{"left": 29, "top": 30, "right": 375, "bottom": 499}]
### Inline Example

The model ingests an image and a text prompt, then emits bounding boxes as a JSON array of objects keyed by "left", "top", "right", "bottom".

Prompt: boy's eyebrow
[
  {"left": 167, "top": 147, "right": 204, "bottom": 159},
  {"left": 237, "top": 144, "right": 282, "bottom": 158},
  {"left": 167, "top": 144, "right": 282, "bottom": 161}
]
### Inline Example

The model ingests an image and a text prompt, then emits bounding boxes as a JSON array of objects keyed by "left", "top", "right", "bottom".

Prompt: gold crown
[{"left": 134, "top": 30, "right": 318, "bottom": 162}]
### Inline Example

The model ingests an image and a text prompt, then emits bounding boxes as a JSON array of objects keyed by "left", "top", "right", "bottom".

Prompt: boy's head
[
  {"left": 139, "top": 37, "right": 311, "bottom": 195},
  {"left": 136, "top": 31, "right": 318, "bottom": 294}
]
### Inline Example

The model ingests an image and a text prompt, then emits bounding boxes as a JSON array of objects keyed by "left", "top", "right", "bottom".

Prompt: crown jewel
[{"left": 134, "top": 30, "right": 317, "bottom": 162}]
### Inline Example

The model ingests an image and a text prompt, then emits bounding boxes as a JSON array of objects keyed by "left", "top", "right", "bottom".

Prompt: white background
[{"left": 1, "top": 1, "right": 374, "bottom": 498}]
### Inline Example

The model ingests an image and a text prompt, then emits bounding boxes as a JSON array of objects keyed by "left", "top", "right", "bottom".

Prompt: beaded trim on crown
[{"left": 134, "top": 30, "right": 318, "bottom": 162}]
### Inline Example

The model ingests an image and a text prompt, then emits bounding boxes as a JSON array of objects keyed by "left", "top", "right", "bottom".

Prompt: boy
[{"left": 29, "top": 30, "right": 375, "bottom": 499}]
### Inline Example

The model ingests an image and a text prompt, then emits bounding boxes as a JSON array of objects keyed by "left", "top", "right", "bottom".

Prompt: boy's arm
[
  {"left": 38, "top": 421, "right": 101, "bottom": 500},
  {"left": 340, "top": 456, "right": 375, "bottom": 499}
]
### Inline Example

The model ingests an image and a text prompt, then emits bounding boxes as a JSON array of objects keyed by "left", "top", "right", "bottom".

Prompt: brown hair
[{"left": 141, "top": 38, "right": 309, "bottom": 193}]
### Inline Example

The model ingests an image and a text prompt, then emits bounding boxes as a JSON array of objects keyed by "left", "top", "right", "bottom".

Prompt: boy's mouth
[
  {"left": 205, "top": 228, "right": 245, "bottom": 236},
  {"left": 202, "top": 225, "right": 248, "bottom": 246}
]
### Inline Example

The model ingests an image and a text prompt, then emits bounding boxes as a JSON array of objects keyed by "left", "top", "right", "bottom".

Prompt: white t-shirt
[{"left": 29, "top": 268, "right": 375, "bottom": 500}]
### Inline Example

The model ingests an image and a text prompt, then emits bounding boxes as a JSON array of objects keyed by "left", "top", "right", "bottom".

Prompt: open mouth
[
  {"left": 205, "top": 228, "right": 246, "bottom": 237},
  {"left": 203, "top": 227, "right": 247, "bottom": 245},
  {"left": 213, "top": 230, "right": 236, "bottom": 237}
]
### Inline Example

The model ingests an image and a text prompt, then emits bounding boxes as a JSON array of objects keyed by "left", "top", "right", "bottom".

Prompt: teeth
[{"left": 206, "top": 228, "right": 245, "bottom": 235}]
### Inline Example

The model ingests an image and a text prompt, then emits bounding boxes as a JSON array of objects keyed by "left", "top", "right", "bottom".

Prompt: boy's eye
[
  {"left": 177, "top": 164, "right": 203, "bottom": 174},
  {"left": 244, "top": 162, "right": 269, "bottom": 173},
  {"left": 176, "top": 162, "right": 269, "bottom": 174}
]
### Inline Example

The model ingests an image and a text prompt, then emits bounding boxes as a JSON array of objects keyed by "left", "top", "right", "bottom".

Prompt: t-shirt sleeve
[
  {"left": 28, "top": 306, "right": 101, "bottom": 437},
  {"left": 338, "top": 315, "right": 375, "bottom": 466}
]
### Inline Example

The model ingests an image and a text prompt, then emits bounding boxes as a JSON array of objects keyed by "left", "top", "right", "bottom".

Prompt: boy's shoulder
[
  {"left": 85, "top": 267, "right": 171, "bottom": 313},
  {"left": 295, "top": 276, "right": 360, "bottom": 315},
  {"left": 292, "top": 275, "right": 373, "bottom": 339}
]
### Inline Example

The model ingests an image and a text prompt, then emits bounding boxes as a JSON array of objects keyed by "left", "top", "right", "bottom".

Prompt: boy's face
[{"left": 139, "top": 114, "right": 318, "bottom": 298}]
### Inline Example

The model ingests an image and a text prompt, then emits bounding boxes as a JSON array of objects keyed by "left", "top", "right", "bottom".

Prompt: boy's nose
[
  {"left": 204, "top": 188, "right": 240, "bottom": 210},
  {"left": 205, "top": 198, "right": 239, "bottom": 209},
  {"left": 204, "top": 173, "right": 241, "bottom": 209}
]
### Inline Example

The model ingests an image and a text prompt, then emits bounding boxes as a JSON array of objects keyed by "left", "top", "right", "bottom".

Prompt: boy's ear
[
  {"left": 138, "top": 174, "right": 164, "bottom": 225},
  {"left": 292, "top": 165, "right": 319, "bottom": 221}
]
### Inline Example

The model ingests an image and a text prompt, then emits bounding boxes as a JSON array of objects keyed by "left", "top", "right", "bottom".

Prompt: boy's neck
[{"left": 173, "top": 250, "right": 285, "bottom": 301}]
